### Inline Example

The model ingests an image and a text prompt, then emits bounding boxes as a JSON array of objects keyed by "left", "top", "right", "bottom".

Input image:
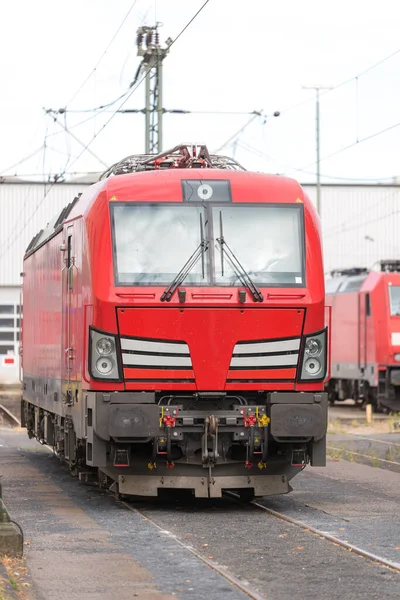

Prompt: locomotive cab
[{"left": 21, "top": 144, "right": 329, "bottom": 499}]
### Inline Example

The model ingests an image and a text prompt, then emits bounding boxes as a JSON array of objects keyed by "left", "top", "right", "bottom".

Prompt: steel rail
[
  {"left": 246, "top": 497, "right": 400, "bottom": 573},
  {"left": 327, "top": 445, "right": 400, "bottom": 468},
  {"left": 120, "top": 500, "right": 267, "bottom": 600},
  {"left": 331, "top": 432, "right": 400, "bottom": 449},
  {"left": 0, "top": 404, "right": 21, "bottom": 427}
]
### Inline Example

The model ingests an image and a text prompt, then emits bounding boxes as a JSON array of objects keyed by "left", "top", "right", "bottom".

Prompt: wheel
[{"left": 355, "top": 398, "right": 366, "bottom": 409}]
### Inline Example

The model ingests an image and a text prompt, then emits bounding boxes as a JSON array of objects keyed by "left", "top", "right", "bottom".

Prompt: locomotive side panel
[
  {"left": 330, "top": 291, "right": 360, "bottom": 375},
  {"left": 22, "top": 218, "right": 87, "bottom": 438},
  {"left": 23, "top": 230, "right": 63, "bottom": 412},
  {"left": 60, "top": 218, "right": 86, "bottom": 439}
]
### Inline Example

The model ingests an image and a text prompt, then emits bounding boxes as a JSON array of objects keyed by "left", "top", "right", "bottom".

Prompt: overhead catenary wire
[
  {"left": 65, "top": 0, "right": 140, "bottom": 108},
  {"left": 213, "top": 112, "right": 263, "bottom": 154},
  {"left": 0, "top": 2, "right": 139, "bottom": 178},
  {"left": 43, "top": 94, "right": 133, "bottom": 141},
  {"left": 48, "top": 113, "right": 109, "bottom": 168},
  {"left": 209, "top": 45, "right": 400, "bottom": 175},
  {"left": 299, "top": 119, "right": 400, "bottom": 170},
  {"left": 0, "top": 171, "right": 100, "bottom": 180},
  {"left": 236, "top": 139, "right": 397, "bottom": 183},
  {"left": 0, "top": 146, "right": 45, "bottom": 177},
  {"left": 59, "top": 108, "right": 260, "bottom": 115},
  {"left": 0, "top": 0, "right": 213, "bottom": 261},
  {"left": 279, "top": 46, "right": 400, "bottom": 116}
]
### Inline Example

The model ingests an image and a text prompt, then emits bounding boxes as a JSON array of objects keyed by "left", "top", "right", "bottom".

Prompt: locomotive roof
[{"left": 326, "top": 260, "right": 400, "bottom": 294}]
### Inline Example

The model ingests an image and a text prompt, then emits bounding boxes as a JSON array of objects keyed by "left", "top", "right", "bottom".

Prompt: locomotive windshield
[{"left": 110, "top": 203, "right": 305, "bottom": 287}]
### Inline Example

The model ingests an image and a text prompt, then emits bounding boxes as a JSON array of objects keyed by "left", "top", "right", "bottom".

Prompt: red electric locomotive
[
  {"left": 325, "top": 260, "right": 400, "bottom": 412},
  {"left": 21, "top": 144, "right": 328, "bottom": 499}
]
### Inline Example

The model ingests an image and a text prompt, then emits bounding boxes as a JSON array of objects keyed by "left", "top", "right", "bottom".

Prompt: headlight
[
  {"left": 299, "top": 329, "right": 327, "bottom": 382},
  {"left": 96, "top": 356, "right": 113, "bottom": 374},
  {"left": 90, "top": 328, "right": 121, "bottom": 381},
  {"left": 304, "top": 357, "right": 322, "bottom": 376},
  {"left": 305, "top": 338, "right": 321, "bottom": 356},
  {"left": 96, "top": 337, "right": 114, "bottom": 355}
]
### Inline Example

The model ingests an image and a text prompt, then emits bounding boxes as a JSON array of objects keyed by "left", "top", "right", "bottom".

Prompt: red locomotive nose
[{"left": 117, "top": 307, "right": 305, "bottom": 391}]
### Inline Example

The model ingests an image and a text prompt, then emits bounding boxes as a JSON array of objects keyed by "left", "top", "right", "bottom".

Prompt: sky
[{"left": 1, "top": 0, "right": 400, "bottom": 184}]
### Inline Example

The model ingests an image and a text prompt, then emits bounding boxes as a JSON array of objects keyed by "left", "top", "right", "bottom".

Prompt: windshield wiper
[
  {"left": 216, "top": 210, "right": 264, "bottom": 303},
  {"left": 161, "top": 214, "right": 209, "bottom": 302}
]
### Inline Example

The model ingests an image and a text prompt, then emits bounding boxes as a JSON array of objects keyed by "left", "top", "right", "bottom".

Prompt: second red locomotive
[
  {"left": 326, "top": 261, "right": 400, "bottom": 412},
  {"left": 21, "top": 144, "right": 329, "bottom": 499}
]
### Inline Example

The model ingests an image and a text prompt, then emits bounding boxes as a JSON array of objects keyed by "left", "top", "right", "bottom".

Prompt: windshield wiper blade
[
  {"left": 161, "top": 216, "right": 209, "bottom": 302},
  {"left": 217, "top": 211, "right": 264, "bottom": 303}
]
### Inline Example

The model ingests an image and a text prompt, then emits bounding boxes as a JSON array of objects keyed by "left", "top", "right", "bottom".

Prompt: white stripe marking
[
  {"left": 122, "top": 353, "right": 192, "bottom": 368},
  {"left": 230, "top": 354, "right": 298, "bottom": 368},
  {"left": 233, "top": 338, "right": 300, "bottom": 355},
  {"left": 121, "top": 338, "right": 190, "bottom": 355}
]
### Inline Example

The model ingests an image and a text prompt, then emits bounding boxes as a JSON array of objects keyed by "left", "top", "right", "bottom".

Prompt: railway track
[
  {"left": 1, "top": 428, "right": 399, "bottom": 599},
  {"left": 121, "top": 498, "right": 266, "bottom": 600},
  {"left": 327, "top": 445, "right": 400, "bottom": 471},
  {"left": 244, "top": 496, "right": 400, "bottom": 572},
  {"left": 0, "top": 403, "right": 21, "bottom": 428},
  {"left": 120, "top": 487, "right": 400, "bottom": 600},
  {"left": 327, "top": 431, "right": 400, "bottom": 472}
]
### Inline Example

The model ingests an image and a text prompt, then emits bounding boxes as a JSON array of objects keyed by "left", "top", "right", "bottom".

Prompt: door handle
[{"left": 65, "top": 347, "right": 74, "bottom": 360}]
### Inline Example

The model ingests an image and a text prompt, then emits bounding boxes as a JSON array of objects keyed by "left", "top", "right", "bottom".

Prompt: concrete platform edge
[{"left": 0, "top": 499, "right": 23, "bottom": 558}]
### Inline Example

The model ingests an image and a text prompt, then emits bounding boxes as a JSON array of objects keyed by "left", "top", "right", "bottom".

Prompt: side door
[
  {"left": 358, "top": 292, "right": 370, "bottom": 372},
  {"left": 61, "top": 224, "right": 77, "bottom": 403}
]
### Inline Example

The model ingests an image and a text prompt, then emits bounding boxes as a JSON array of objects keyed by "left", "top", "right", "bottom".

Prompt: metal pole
[
  {"left": 145, "top": 69, "right": 151, "bottom": 154},
  {"left": 302, "top": 85, "right": 333, "bottom": 216},
  {"left": 157, "top": 60, "right": 163, "bottom": 152}
]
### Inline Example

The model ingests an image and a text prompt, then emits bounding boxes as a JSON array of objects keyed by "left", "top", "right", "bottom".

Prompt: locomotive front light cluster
[
  {"left": 299, "top": 329, "right": 327, "bottom": 381},
  {"left": 90, "top": 328, "right": 121, "bottom": 381}
]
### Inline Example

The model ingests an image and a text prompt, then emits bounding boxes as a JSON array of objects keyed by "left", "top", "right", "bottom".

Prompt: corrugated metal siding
[
  {"left": 0, "top": 183, "right": 90, "bottom": 285},
  {"left": 303, "top": 185, "right": 400, "bottom": 273}
]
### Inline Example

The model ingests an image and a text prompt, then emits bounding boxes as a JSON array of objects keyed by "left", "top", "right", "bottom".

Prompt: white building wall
[
  {"left": 0, "top": 286, "right": 21, "bottom": 385},
  {"left": 0, "top": 182, "right": 90, "bottom": 286},
  {"left": 302, "top": 184, "right": 400, "bottom": 274}
]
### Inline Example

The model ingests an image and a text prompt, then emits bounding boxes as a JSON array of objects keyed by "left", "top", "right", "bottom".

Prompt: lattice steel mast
[{"left": 132, "top": 25, "right": 172, "bottom": 154}]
